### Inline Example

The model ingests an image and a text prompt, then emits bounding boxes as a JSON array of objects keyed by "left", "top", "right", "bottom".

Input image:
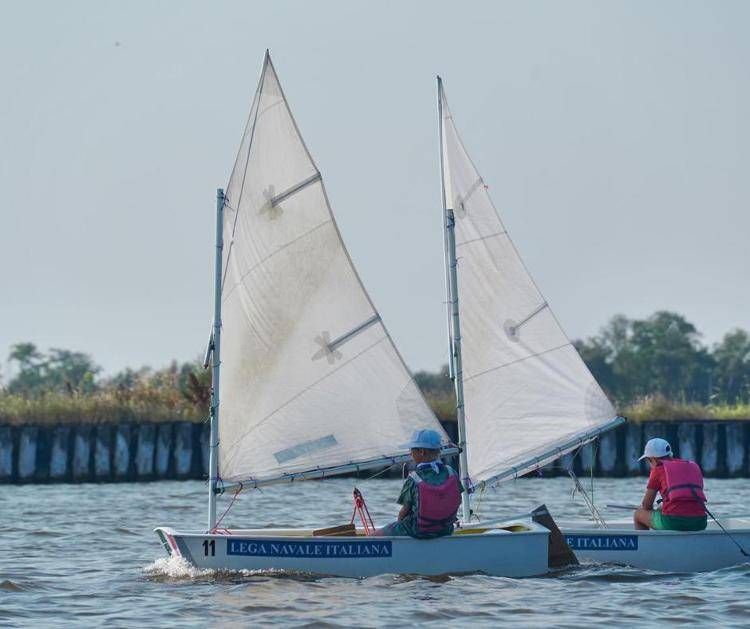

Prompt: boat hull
[
  {"left": 155, "top": 523, "right": 550, "bottom": 578},
  {"left": 560, "top": 518, "right": 750, "bottom": 572}
]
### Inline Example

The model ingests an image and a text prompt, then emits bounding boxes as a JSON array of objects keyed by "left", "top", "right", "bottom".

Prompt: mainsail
[
  {"left": 438, "top": 79, "right": 621, "bottom": 487},
  {"left": 216, "top": 53, "right": 447, "bottom": 485}
]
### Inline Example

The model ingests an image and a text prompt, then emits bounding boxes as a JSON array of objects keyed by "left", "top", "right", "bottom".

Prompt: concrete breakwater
[{"left": 0, "top": 420, "right": 748, "bottom": 484}]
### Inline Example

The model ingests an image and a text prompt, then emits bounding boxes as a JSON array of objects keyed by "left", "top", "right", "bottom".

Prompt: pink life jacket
[
  {"left": 409, "top": 466, "right": 462, "bottom": 537},
  {"left": 661, "top": 458, "right": 706, "bottom": 515}
]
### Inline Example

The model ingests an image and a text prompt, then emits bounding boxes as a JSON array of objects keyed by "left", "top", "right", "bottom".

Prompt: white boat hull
[
  {"left": 155, "top": 521, "right": 551, "bottom": 578},
  {"left": 560, "top": 518, "right": 750, "bottom": 572}
]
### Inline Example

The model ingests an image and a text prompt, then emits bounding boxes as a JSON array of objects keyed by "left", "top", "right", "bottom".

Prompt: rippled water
[{"left": 1, "top": 476, "right": 749, "bottom": 627}]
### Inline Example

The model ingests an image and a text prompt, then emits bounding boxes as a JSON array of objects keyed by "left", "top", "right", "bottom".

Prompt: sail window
[{"left": 274, "top": 434, "right": 338, "bottom": 464}]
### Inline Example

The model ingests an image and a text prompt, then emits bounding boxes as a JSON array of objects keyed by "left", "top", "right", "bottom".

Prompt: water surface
[{"left": 1, "top": 476, "right": 749, "bottom": 627}]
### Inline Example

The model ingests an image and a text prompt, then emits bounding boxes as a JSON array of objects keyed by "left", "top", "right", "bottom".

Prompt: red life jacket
[
  {"left": 409, "top": 466, "right": 462, "bottom": 537},
  {"left": 661, "top": 458, "right": 706, "bottom": 515}
]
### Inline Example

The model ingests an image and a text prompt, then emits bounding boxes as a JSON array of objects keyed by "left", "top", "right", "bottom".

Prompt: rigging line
[
  {"left": 220, "top": 335, "right": 390, "bottom": 469},
  {"left": 463, "top": 342, "right": 571, "bottom": 383},
  {"left": 456, "top": 230, "right": 507, "bottom": 248},
  {"left": 568, "top": 469, "right": 607, "bottom": 529},
  {"left": 591, "top": 439, "right": 597, "bottom": 509},
  {"left": 360, "top": 460, "right": 402, "bottom": 482},
  {"left": 220, "top": 219, "right": 332, "bottom": 304},
  {"left": 211, "top": 482, "right": 244, "bottom": 533},
  {"left": 471, "top": 484, "right": 487, "bottom": 521},
  {"left": 220, "top": 58, "right": 268, "bottom": 295},
  {"left": 218, "top": 197, "right": 239, "bottom": 293}
]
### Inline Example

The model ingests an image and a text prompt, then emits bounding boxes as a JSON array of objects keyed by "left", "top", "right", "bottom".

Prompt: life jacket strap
[
  {"left": 409, "top": 465, "right": 456, "bottom": 484},
  {"left": 664, "top": 483, "right": 706, "bottom": 500},
  {"left": 418, "top": 514, "right": 458, "bottom": 525}
]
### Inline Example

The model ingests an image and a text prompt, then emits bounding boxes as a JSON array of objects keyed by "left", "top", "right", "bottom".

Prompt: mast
[
  {"left": 208, "top": 188, "right": 225, "bottom": 531},
  {"left": 438, "top": 77, "right": 471, "bottom": 523}
]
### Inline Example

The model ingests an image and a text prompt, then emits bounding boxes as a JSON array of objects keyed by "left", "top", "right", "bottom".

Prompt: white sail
[
  {"left": 438, "top": 80, "right": 619, "bottom": 487},
  {"left": 217, "top": 53, "right": 447, "bottom": 485}
]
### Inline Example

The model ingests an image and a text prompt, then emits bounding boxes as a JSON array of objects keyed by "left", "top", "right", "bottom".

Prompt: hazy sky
[{"left": 1, "top": 1, "right": 748, "bottom": 376}]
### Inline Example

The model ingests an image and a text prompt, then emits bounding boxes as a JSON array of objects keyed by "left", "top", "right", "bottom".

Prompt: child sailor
[
  {"left": 375, "top": 429, "right": 464, "bottom": 538},
  {"left": 634, "top": 438, "right": 708, "bottom": 532}
]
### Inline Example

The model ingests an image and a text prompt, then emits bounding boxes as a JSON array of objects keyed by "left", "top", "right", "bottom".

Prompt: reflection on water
[{"left": 1, "top": 477, "right": 749, "bottom": 627}]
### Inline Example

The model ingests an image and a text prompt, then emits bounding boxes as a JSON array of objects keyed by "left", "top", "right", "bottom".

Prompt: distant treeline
[
  {"left": 417, "top": 311, "right": 750, "bottom": 421},
  {"left": 1, "top": 310, "right": 749, "bottom": 424}
]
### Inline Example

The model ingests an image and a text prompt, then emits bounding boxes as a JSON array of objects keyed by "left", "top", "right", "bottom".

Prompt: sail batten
[
  {"left": 217, "top": 54, "right": 448, "bottom": 484},
  {"left": 438, "top": 81, "right": 618, "bottom": 486},
  {"left": 270, "top": 172, "right": 323, "bottom": 207}
]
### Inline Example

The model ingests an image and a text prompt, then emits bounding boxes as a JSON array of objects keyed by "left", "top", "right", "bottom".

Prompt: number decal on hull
[{"left": 203, "top": 539, "right": 216, "bottom": 556}]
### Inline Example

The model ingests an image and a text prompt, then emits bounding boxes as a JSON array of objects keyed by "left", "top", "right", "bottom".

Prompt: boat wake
[
  {"left": 143, "top": 556, "right": 215, "bottom": 581},
  {"left": 143, "top": 556, "right": 322, "bottom": 583}
]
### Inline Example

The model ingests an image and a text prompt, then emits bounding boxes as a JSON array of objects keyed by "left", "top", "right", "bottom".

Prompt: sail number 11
[{"left": 203, "top": 539, "right": 216, "bottom": 556}]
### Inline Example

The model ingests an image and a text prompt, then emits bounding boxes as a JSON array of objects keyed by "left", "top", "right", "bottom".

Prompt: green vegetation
[
  {"left": 623, "top": 396, "right": 750, "bottom": 422},
  {"left": 416, "top": 311, "right": 750, "bottom": 423},
  {"left": 2, "top": 310, "right": 749, "bottom": 425},
  {"left": 0, "top": 347, "right": 210, "bottom": 425},
  {"left": 574, "top": 312, "right": 750, "bottom": 406}
]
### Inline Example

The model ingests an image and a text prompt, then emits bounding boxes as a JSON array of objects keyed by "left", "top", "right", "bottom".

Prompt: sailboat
[
  {"left": 154, "top": 53, "right": 559, "bottom": 578},
  {"left": 436, "top": 77, "right": 750, "bottom": 573}
]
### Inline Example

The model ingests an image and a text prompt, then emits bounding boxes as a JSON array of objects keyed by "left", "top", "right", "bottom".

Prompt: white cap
[{"left": 639, "top": 437, "right": 673, "bottom": 461}]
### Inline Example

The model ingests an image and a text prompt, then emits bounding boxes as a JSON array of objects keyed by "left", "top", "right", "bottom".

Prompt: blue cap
[{"left": 404, "top": 428, "right": 443, "bottom": 450}]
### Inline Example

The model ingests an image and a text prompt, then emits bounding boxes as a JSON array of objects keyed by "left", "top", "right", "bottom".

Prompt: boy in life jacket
[
  {"left": 633, "top": 437, "right": 708, "bottom": 532},
  {"left": 374, "top": 429, "right": 464, "bottom": 538}
]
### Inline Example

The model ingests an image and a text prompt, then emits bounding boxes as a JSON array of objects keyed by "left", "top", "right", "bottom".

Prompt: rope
[
  {"left": 211, "top": 482, "right": 243, "bottom": 533},
  {"left": 704, "top": 504, "right": 750, "bottom": 557},
  {"left": 360, "top": 460, "right": 401, "bottom": 482},
  {"left": 569, "top": 469, "right": 608, "bottom": 529},
  {"left": 590, "top": 440, "right": 597, "bottom": 507},
  {"left": 683, "top": 486, "right": 750, "bottom": 557},
  {"left": 351, "top": 487, "right": 376, "bottom": 535},
  {"left": 471, "top": 484, "right": 486, "bottom": 521}
]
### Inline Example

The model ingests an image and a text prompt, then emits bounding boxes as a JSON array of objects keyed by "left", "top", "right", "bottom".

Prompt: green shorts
[{"left": 651, "top": 510, "right": 707, "bottom": 531}]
